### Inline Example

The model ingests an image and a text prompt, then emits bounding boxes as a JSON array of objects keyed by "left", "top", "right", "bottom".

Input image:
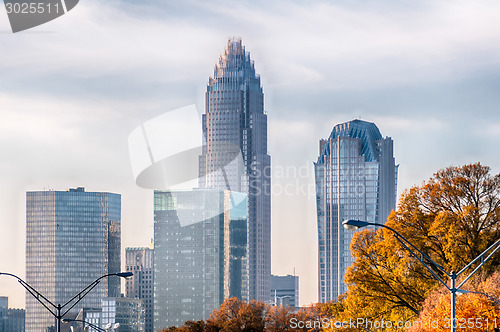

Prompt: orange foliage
[{"left": 408, "top": 272, "right": 500, "bottom": 332}]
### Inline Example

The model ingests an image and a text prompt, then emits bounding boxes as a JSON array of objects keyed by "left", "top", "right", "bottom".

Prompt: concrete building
[
  {"left": 0, "top": 297, "right": 7, "bottom": 332},
  {"left": 314, "top": 120, "right": 398, "bottom": 301},
  {"left": 125, "top": 247, "right": 154, "bottom": 332},
  {"left": 270, "top": 275, "right": 299, "bottom": 308},
  {"left": 25, "top": 187, "right": 121, "bottom": 331},
  {"left": 0, "top": 297, "right": 26, "bottom": 332}
]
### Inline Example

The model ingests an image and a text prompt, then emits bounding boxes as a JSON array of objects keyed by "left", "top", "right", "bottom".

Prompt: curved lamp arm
[
  {"left": 63, "top": 318, "right": 106, "bottom": 332},
  {"left": 61, "top": 272, "right": 133, "bottom": 317},
  {"left": 0, "top": 272, "right": 57, "bottom": 317},
  {"left": 456, "top": 289, "right": 500, "bottom": 306},
  {"left": 342, "top": 220, "right": 450, "bottom": 288}
]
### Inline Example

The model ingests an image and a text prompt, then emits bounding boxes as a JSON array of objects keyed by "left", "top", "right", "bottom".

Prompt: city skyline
[{"left": 2, "top": 0, "right": 500, "bottom": 309}]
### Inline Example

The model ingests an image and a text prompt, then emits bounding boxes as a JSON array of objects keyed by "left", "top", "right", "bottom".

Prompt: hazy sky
[{"left": 1, "top": 0, "right": 500, "bottom": 308}]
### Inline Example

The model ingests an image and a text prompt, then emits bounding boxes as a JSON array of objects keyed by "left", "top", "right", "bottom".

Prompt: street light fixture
[
  {"left": 0, "top": 272, "right": 132, "bottom": 332},
  {"left": 104, "top": 323, "right": 120, "bottom": 330},
  {"left": 342, "top": 219, "right": 500, "bottom": 332}
]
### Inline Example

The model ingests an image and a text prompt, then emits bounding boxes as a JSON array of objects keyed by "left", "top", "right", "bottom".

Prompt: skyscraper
[
  {"left": 153, "top": 189, "right": 247, "bottom": 329},
  {"left": 125, "top": 247, "right": 154, "bottom": 332},
  {"left": 314, "top": 120, "right": 397, "bottom": 301},
  {"left": 199, "top": 38, "right": 271, "bottom": 302},
  {"left": 25, "top": 187, "right": 121, "bottom": 331}
]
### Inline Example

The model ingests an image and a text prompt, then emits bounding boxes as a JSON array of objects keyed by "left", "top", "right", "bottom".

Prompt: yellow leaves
[
  {"left": 408, "top": 272, "right": 500, "bottom": 332},
  {"left": 342, "top": 163, "right": 500, "bottom": 328}
]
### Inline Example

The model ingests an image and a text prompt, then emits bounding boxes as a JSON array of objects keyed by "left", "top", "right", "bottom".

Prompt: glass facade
[
  {"left": 101, "top": 298, "right": 144, "bottom": 332},
  {"left": 25, "top": 187, "right": 121, "bottom": 332},
  {"left": 199, "top": 38, "right": 271, "bottom": 302},
  {"left": 125, "top": 248, "right": 154, "bottom": 332},
  {"left": 153, "top": 189, "right": 248, "bottom": 329},
  {"left": 314, "top": 120, "right": 398, "bottom": 302}
]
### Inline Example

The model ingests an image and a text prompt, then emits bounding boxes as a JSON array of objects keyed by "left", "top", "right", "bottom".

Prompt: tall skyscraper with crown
[
  {"left": 199, "top": 38, "right": 271, "bottom": 302},
  {"left": 314, "top": 120, "right": 398, "bottom": 301}
]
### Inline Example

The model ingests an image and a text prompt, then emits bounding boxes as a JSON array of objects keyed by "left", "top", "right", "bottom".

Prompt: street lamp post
[
  {"left": 0, "top": 272, "right": 133, "bottom": 332},
  {"left": 342, "top": 219, "right": 500, "bottom": 332}
]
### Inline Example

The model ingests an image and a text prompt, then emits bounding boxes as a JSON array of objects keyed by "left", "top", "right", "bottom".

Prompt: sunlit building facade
[
  {"left": 198, "top": 38, "right": 271, "bottom": 302},
  {"left": 25, "top": 187, "right": 121, "bottom": 332},
  {"left": 314, "top": 120, "right": 397, "bottom": 301},
  {"left": 153, "top": 189, "right": 247, "bottom": 329},
  {"left": 125, "top": 247, "right": 154, "bottom": 332}
]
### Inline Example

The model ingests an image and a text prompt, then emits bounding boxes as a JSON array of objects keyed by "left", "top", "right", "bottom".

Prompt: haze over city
[{"left": 1, "top": 0, "right": 500, "bottom": 310}]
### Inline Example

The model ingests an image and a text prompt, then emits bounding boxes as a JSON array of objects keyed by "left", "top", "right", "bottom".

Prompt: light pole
[
  {"left": 342, "top": 219, "right": 500, "bottom": 332},
  {"left": 0, "top": 272, "right": 133, "bottom": 332}
]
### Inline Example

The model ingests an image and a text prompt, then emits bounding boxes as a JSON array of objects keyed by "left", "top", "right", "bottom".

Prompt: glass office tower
[
  {"left": 153, "top": 189, "right": 247, "bottom": 329},
  {"left": 199, "top": 38, "right": 271, "bottom": 302},
  {"left": 25, "top": 187, "right": 121, "bottom": 332},
  {"left": 314, "top": 120, "right": 398, "bottom": 302}
]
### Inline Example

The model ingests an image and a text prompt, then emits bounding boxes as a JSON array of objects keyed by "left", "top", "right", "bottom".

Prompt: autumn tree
[
  {"left": 162, "top": 298, "right": 328, "bottom": 332},
  {"left": 206, "top": 297, "right": 268, "bottom": 331},
  {"left": 343, "top": 163, "right": 500, "bottom": 327},
  {"left": 265, "top": 305, "right": 295, "bottom": 332},
  {"left": 407, "top": 271, "right": 500, "bottom": 332}
]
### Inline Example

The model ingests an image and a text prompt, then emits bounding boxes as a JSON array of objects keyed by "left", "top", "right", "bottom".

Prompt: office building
[
  {"left": 154, "top": 189, "right": 247, "bottom": 329},
  {"left": 125, "top": 247, "right": 154, "bottom": 332},
  {"left": 5, "top": 309, "right": 25, "bottom": 332},
  {"left": 198, "top": 38, "right": 271, "bottom": 302},
  {"left": 0, "top": 296, "right": 7, "bottom": 332},
  {"left": 1, "top": 297, "right": 26, "bottom": 332},
  {"left": 74, "top": 298, "right": 144, "bottom": 332},
  {"left": 270, "top": 275, "right": 299, "bottom": 308},
  {"left": 101, "top": 297, "right": 144, "bottom": 332},
  {"left": 25, "top": 187, "right": 121, "bottom": 331},
  {"left": 314, "top": 120, "right": 397, "bottom": 301}
]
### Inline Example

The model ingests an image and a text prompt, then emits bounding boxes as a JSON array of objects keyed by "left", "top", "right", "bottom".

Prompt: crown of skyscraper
[
  {"left": 320, "top": 119, "right": 384, "bottom": 162},
  {"left": 211, "top": 38, "right": 257, "bottom": 79}
]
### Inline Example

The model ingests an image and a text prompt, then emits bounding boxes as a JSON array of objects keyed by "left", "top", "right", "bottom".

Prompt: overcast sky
[{"left": 1, "top": 0, "right": 500, "bottom": 308}]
